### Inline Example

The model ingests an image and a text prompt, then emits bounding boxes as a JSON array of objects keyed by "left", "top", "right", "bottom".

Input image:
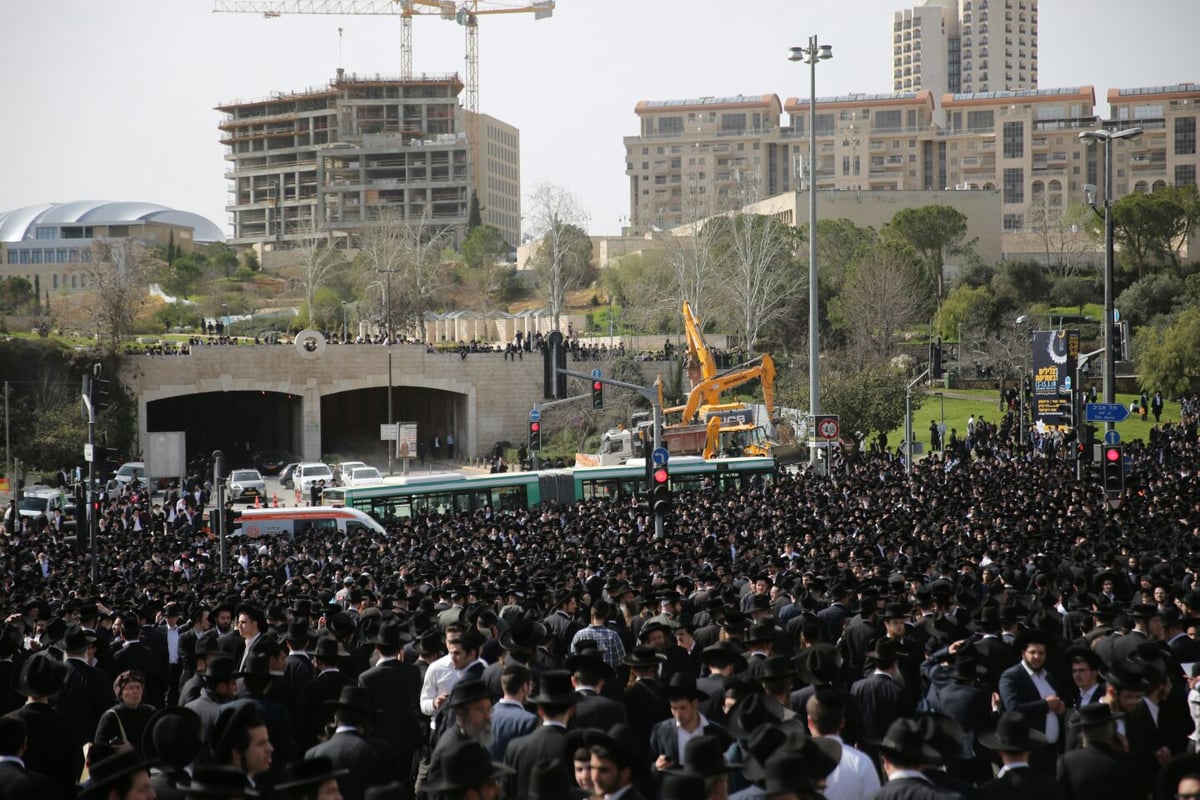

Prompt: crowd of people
[{"left": 1, "top": 406, "right": 1200, "bottom": 799}]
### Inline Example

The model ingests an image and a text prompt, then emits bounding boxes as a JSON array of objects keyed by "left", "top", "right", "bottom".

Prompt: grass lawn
[{"left": 883, "top": 387, "right": 1181, "bottom": 451}]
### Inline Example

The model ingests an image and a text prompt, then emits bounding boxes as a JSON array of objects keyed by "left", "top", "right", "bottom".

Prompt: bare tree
[
  {"left": 79, "top": 239, "right": 161, "bottom": 348},
  {"left": 660, "top": 189, "right": 724, "bottom": 322},
  {"left": 834, "top": 243, "right": 930, "bottom": 366},
  {"left": 525, "top": 183, "right": 591, "bottom": 331},
  {"left": 1027, "top": 200, "right": 1096, "bottom": 277},
  {"left": 357, "top": 207, "right": 454, "bottom": 338},
  {"left": 292, "top": 220, "right": 343, "bottom": 330}
]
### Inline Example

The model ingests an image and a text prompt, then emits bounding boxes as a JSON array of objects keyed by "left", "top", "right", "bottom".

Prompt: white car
[
  {"left": 295, "top": 462, "right": 334, "bottom": 496},
  {"left": 343, "top": 466, "right": 383, "bottom": 488},
  {"left": 334, "top": 461, "right": 368, "bottom": 486},
  {"left": 227, "top": 468, "right": 267, "bottom": 500},
  {"left": 114, "top": 462, "right": 146, "bottom": 485}
]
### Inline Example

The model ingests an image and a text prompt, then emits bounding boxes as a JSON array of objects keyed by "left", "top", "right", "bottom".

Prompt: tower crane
[{"left": 213, "top": 0, "right": 554, "bottom": 114}]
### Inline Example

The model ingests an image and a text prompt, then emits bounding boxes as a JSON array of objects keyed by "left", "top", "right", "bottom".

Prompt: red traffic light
[
  {"left": 653, "top": 467, "right": 669, "bottom": 485},
  {"left": 593, "top": 380, "right": 602, "bottom": 391},
  {"left": 530, "top": 422, "right": 540, "bottom": 432},
  {"left": 1103, "top": 446, "right": 1121, "bottom": 462}
]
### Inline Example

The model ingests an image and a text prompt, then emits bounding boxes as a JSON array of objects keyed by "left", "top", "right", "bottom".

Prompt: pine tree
[{"left": 467, "top": 194, "right": 483, "bottom": 229}]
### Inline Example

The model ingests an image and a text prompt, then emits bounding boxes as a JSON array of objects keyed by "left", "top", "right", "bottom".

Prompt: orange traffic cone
[
  {"left": 254, "top": 494, "right": 261, "bottom": 509},
  {"left": 272, "top": 494, "right": 279, "bottom": 508}
]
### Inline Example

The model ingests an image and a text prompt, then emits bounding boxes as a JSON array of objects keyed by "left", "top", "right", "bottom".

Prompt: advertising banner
[{"left": 1030, "top": 329, "right": 1079, "bottom": 430}]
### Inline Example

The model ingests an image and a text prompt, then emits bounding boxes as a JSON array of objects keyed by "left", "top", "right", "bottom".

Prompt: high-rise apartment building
[
  {"left": 219, "top": 72, "right": 520, "bottom": 249},
  {"left": 623, "top": 95, "right": 789, "bottom": 233},
  {"left": 467, "top": 112, "right": 521, "bottom": 249},
  {"left": 893, "top": 0, "right": 1037, "bottom": 101},
  {"left": 1108, "top": 83, "right": 1200, "bottom": 193}
]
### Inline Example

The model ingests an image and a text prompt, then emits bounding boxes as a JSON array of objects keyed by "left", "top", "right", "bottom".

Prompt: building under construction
[{"left": 218, "top": 70, "right": 520, "bottom": 250}]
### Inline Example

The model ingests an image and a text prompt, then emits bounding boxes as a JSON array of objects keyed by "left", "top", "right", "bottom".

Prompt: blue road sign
[
  {"left": 1085, "top": 403, "right": 1130, "bottom": 423},
  {"left": 529, "top": 408, "right": 541, "bottom": 422},
  {"left": 1123, "top": 454, "right": 1133, "bottom": 474},
  {"left": 651, "top": 447, "right": 669, "bottom": 466},
  {"left": 591, "top": 368, "right": 603, "bottom": 379},
  {"left": 1104, "top": 429, "right": 1120, "bottom": 445}
]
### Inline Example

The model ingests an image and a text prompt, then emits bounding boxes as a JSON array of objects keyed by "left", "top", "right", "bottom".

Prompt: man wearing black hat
[
  {"left": 622, "top": 646, "right": 671, "bottom": 758},
  {"left": 543, "top": 589, "right": 582, "bottom": 659},
  {"left": 502, "top": 670, "right": 576, "bottom": 798},
  {"left": 230, "top": 651, "right": 294, "bottom": 785},
  {"left": 566, "top": 642, "right": 627, "bottom": 731},
  {"left": 358, "top": 620, "right": 423, "bottom": 785},
  {"left": 585, "top": 724, "right": 648, "bottom": 800},
  {"left": 210, "top": 704, "right": 275, "bottom": 796},
  {"left": 305, "top": 686, "right": 391, "bottom": 800},
  {"left": 649, "top": 673, "right": 731, "bottom": 776},
  {"left": 851, "top": 638, "right": 912, "bottom": 754},
  {"left": 1057, "top": 704, "right": 1141, "bottom": 800},
  {"left": 425, "top": 679, "right": 494, "bottom": 800},
  {"left": 8, "top": 650, "right": 82, "bottom": 799},
  {"left": 872, "top": 717, "right": 946, "bottom": 800},
  {"left": 299, "top": 637, "right": 354, "bottom": 752},
  {"left": 56, "top": 624, "right": 115, "bottom": 750},
  {"left": 184, "top": 654, "right": 240, "bottom": 743},
  {"left": 975, "top": 711, "right": 1060, "bottom": 800},
  {"left": 423, "top": 740, "right": 513, "bottom": 800},
  {"left": 998, "top": 629, "right": 1065, "bottom": 774}
]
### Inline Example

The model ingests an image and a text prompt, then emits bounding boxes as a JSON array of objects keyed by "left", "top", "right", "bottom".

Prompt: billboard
[{"left": 1030, "top": 329, "right": 1079, "bottom": 430}]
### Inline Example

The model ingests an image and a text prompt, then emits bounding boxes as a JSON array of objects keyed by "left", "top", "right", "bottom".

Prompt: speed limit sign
[{"left": 815, "top": 415, "right": 840, "bottom": 441}]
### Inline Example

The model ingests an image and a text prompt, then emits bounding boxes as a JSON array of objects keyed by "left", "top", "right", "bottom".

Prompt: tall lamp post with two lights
[
  {"left": 1079, "top": 125, "right": 1142, "bottom": 425},
  {"left": 788, "top": 35, "right": 833, "bottom": 472}
]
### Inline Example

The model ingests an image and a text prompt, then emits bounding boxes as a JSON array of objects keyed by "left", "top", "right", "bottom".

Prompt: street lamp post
[
  {"left": 788, "top": 35, "right": 833, "bottom": 474},
  {"left": 341, "top": 301, "right": 348, "bottom": 342},
  {"left": 1079, "top": 126, "right": 1142, "bottom": 428}
]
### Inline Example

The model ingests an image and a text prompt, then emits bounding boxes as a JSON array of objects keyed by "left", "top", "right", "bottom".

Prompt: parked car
[
  {"left": 342, "top": 466, "right": 383, "bottom": 488},
  {"left": 279, "top": 462, "right": 300, "bottom": 489},
  {"left": 295, "top": 463, "right": 334, "bottom": 497},
  {"left": 227, "top": 468, "right": 267, "bottom": 500},
  {"left": 254, "top": 449, "right": 300, "bottom": 477},
  {"left": 333, "top": 461, "right": 368, "bottom": 486}
]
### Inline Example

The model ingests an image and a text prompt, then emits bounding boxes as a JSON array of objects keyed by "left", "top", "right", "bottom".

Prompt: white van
[
  {"left": 230, "top": 506, "right": 387, "bottom": 540},
  {"left": 295, "top": 462, "right": 334, "bottom": 495}
]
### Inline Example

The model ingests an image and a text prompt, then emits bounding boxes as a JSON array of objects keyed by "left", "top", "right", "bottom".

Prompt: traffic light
[
  {"left": 591, "top": 379, "right": 604, "bottom": 410},
  {"left": 528, "top": 420, "right": 542, "bottom": 452},
  {"left": 651, "top": 464, "right": 671, "bottom": 515},
  {"left": 1076, "top": 424, "right": 1096, "bottom": 463},
  {"left": 1101, "top": 444, "right": 1125, "bottom": 495}
]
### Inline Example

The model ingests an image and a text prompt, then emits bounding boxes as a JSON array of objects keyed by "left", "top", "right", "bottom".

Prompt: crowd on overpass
[{"left": 1, "top": 407, "right": 1200, "bottom": 798}]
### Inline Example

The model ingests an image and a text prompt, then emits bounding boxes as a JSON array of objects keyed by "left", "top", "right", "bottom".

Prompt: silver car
[{"left": 227, "top": 468, "right": 267, "bottom": 499}]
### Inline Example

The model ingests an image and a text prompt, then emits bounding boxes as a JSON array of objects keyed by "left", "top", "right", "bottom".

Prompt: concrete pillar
[{"left": 301, "top": 379, "right": 322, "bottom": 461}]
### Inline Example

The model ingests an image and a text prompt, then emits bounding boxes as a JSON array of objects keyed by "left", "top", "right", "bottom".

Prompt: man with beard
[{"left": 425, "top": 678, "right": 494, "bottom": 800}]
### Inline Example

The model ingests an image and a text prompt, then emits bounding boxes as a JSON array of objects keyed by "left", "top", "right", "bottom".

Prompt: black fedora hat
[
  {"left": 758, "top": 655, "right": 795, "bottom": 681},
  {"left": 529, "top": 670, "right": 578, "bottom": 706},
  {"left": 762, "top": 750, "right": 820, "bottom": 795},
  {"left": 324, "top": 685, "right": 375, "bottom": 714},
  {"left": 141, "top": 706, "right": 203, "bottom": 770},
  {"left": 364, "top": 783, "right": 407, "bottom": 800},
  {"left": 745, "top": 621, "right": 776, "bottom": 645},
  {"left": 978, "top": 712, "right": 1049, "bottom": 752},
  {"left": 1013, "top": 628, "right": 1052, "bottom": 653},
  {"left": 200, "top": 655, "right": 238, "bottom": 682},
  {"left": 1158, "top": 753, "right": 1200, "bottom": 800},
  {"left": 877, "top": 717, "right": 941, "bottom": 766},
  {"left": 1063, "top": 644, "right": 1104, "bottom": 671},
  {"left": 238, "top": 652, "right": 284, "bottom": 679},
  {"left": 63, "top": 624, "right": 99, "bottom": 652},
  {"left": 285, "top": 619, "right": 313, "bottom": 643},
  {"left": 726, "top": 692, "right": 784, "bottom": 740},
  {"left": 668, "top": 735, "right": 742, "bottom": 777},
  {"left": 661, "top": 771, "right": 707, "bottom": 800},
  {"left": 275, "top": 756, "right": 350, "bottom": 793},
  {"left": 564, "top": 640, "right": 617, "bottom": 683},
  {"left": 312, "top": 636, "right": 350, "bottom": 662},
  {"left": 866, "top": 637, "right": 901, "bottom": 664},
  {"left": 951, "top": 655, "right": 988, "bottom": 683},
  {"left": 79, "top": 750, "right": 159, "bottom": 798},
  {"left": 448, "top": 678, "right": 492, "bottom": 708},
  {"left": 881, "top": 602, "right": 909, "bottom": 620},
  {"left": 638, "top": 620, "right": 674, "bottom": 642},
  {"left": 740, "top": 723, "right": 788, "bottom": 781},
  {"left": 583, "top": 723, "right": 649, "bottom": 778},
  {"left": 1101, "top": 657, "right": 1152, "bottom": 692},
  {"left": 623, "top": 645, "right": 666, "bottom": 668},
  {"left": 794, "top": 643, "right": 841, "bottom": 687},
  {"left": 369, "top": 620, "right": 413, "bottom": 649},
  {"left": 699, "top": 641, "right": 749, "bottom": 674},
  {"left": 411, "top": 629, "right": 444, "bottom": 657},
  {"left": 15, "top": 650, "right": 67, "bottom": 697},
  {"left": 663, "top": 672, "right": 709, "bottom": 702},
  {"left": 211, "top": 703, "right": 263, "bottom": 763},
  {"left": 423, "top": 740, "right": 515, "bottom": 793},
  {"left": 498, "top": 618, "right": 548, "bottom": 652},
  {"left": 1068, "top": 702, "right": 1123, "bottom": 728},
  {"left": 183, "top": 765, "right": 259, "bottom": 798}
]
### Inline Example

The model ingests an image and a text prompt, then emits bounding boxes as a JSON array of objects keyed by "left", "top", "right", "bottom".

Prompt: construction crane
[{"left": 213, "top": 0, "right": 554, "bottom": 114}]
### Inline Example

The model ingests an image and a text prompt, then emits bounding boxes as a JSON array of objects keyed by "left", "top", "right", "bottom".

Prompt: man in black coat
[
  {"left": 502, "top": 670, "right": 576, "bottom": 799},
  {"left": 873, "top": 717, "right": 954, "bottom": 800},
  {"left": 648, "top": 673, "right": 731, "bottom": 776},
  {"left": 55, "top": 626, "right": 114, "bottom": 749},
  {"left": 998, "top": 629, "right": 1065, "bottom": 774},
  {"left": 976, "top": 711, "right": 1065, "bottom": 800},
  {"left": 358, "top": 620, "right": 423, "bottom": 784},
  {"left": 112, "top": 611, "right": 162, "bottom": 702},
  {"left": 565, "top": 646, "right": 627, "bottom": 731},
  {"left": 0, "top": 716, "right": 47, "bottom": 800},
  {"left": 5, "top": 651, "right": 82, "bottom": 800},
  {"left": 425, "top": 678, "right": 494, "bottom": 800},
  {"left": 299, "top": 637, "right": 353, "bottom": 752},
  {"left": 850, "top": 638, "right": 912, "bottom": 756},
  {"left": 1057, "top": 704, "right": 1142, "bottom": 800},
  {"left": 305, "top": 686, "right": 391, "bottom": 800},
  {"left": 621, "top": 646, "right": 671, "bottom": 759}
]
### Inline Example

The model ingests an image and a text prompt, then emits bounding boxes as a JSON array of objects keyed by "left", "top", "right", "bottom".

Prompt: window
[
  {"left": 1003, "top": 121, "right": 1024, "bottom": 158},
  {"left": 720, "top": 113, "right": 746, "bottom": 134},
  {"left": 1003, "top": 167, "right": 1024, "bottom": 203},
  {"left": 814, "top": 114, "right": 835, "bottom": 136},
  {"left": 874, "top": 110, "right": 902, "bottom": 132},
  {"left": 1175, "top": 116, "right": 1196, "bottom": 156},
  {"left": 1177, "top": 165, "right": 1197, "bottom": 186},
  {"left": 1003, "top": 213, "right": 1024, "bottom": 230},
  {"left": 657, "top": 117, "right": 683, "bottom": 135},
  {"left": 966, "top": 110, "right": 994, "bottom": 132}
]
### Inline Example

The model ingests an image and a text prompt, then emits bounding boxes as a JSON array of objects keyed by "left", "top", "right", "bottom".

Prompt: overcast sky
[{"left": 2, "top": 0, "right": 1195, "bottom": 239}]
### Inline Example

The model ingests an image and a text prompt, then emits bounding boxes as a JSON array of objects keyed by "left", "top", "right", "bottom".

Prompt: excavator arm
[
  {"left": 676, "top": 356, "right": 770, "bottom": 425},
  {"left": 682, "top": 301, "right": 717, "bottom": 381}
]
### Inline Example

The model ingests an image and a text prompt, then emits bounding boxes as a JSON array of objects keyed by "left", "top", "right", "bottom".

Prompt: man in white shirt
[
  {"left": 420, "top": 630, "right": 485, "bottom": 720},
  {"left": 806, "top": 689, "right": 880, "bottom": 800}
]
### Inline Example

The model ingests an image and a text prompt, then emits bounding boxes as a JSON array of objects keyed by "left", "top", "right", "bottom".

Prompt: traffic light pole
[
  {"left": 1075, "top": 348, "right": 1104, "bottom": 481},
  {"left": 81, "top": 389, "right": 98, "bottom": 584}
]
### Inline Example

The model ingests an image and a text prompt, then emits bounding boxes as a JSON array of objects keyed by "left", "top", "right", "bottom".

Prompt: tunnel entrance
[
  {"left": 146, "top": 390, "right": 301, "bottom": 469},
  {"left": 320, "top": 386, "right": 465, "bottom": 464}
]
